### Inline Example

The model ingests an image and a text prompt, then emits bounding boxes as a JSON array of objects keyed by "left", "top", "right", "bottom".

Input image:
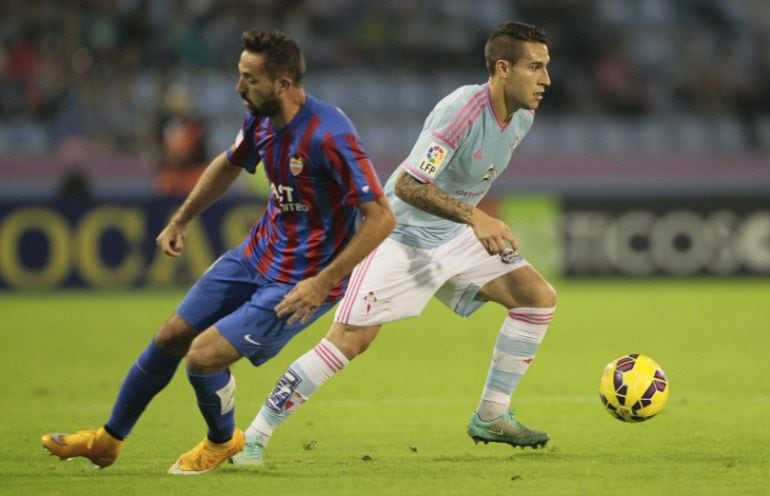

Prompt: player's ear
[
  {"left": 495, "top": 59, "right": 510, "bottom": 79},
  {"left": 275, "top": 76, "right": 292, "bottom": 93}
]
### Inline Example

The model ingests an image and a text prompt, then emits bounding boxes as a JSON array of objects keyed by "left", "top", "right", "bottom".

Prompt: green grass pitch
[{"left": 2, "top": 280, "right": 769, "bottom": 495}]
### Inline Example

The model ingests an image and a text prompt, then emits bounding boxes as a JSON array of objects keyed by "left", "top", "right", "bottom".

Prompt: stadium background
[
  {"left": 2, "top": 0, "right": 769, "bottom": 287},
  {"left": 2, "top": 2, "right": 770, "bottom": 494}
]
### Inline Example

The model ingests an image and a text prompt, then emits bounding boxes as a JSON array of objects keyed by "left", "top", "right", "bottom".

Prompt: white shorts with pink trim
[{"left": 334, "top": 226, "right": 530, "bottom": 326}]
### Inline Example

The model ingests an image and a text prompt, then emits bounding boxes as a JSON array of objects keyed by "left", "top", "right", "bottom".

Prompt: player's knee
[
  {"left": 538, "top": 281, "right": 557, "bottom": 308},
  {"left": 349, "top": 336, "right": 373, "bottom": 356},
  {"left": 328, "top": 324, "right": 379, "bottom": 359},
  {"left": 517, "top": 279, "right": 557, "bottom": 309},
  {"left": 185, "top": 340, "right": 219, "bottom": 373},
  {"left": 334, "top": 337, "right": 370, "bottom": 359},
  {"left": 185, "top": 345, "right": 207, "bottom": 373},
  {"left": 154, "top": 314, "right": 198, "bottom": 357},
  {"left": 186, "top": 329, "right": 239, "bottom": 373}
]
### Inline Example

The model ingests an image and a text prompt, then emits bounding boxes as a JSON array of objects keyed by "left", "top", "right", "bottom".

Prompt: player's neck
[
  {"left": 488, "top": 78, "right": 518, "bottom": 123},
  {"left": 271, "top": 89, "right": 307, "bottom": 130}
]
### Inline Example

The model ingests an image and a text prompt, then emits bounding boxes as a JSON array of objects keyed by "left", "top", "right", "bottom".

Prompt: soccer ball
[{"left": 599, "top": 354, "right": 669, "bottom": 422}]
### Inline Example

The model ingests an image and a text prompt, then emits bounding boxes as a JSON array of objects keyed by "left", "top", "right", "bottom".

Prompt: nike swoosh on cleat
[{"left": 49, "top": 433, "right": 67, "bottom": 446}]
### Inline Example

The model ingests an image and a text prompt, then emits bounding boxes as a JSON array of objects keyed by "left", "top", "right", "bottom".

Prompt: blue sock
[
  {"left": 187, "top": 370, "right": 236, "bottom": 444},
  {"left": 105, "top": 340, "right": 182, "bottom": 439}
]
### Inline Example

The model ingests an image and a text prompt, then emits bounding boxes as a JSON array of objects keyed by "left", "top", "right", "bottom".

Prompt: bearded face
[{"left": 236, "top": 51, "right": 282, "bottom": 118}]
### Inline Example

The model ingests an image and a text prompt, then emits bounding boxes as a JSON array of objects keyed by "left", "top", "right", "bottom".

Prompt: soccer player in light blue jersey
[
  {"left": 41, "top": 30, "right": 394, "bottom": 475},
  {"left": 234, "top": 21, "right": 556, "bottom": 465}
]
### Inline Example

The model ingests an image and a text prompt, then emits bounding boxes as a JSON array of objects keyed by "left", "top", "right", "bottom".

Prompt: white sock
[
  {"left": 476, "top": 307, "right": 555, "bottom": 421},
  {"left": 245, "top": 339, "right": 349, "bottom": 443}
]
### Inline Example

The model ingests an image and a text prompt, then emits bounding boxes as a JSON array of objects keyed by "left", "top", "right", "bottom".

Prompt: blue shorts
[{"left": 177, "top": 247, "right": 337, "bottom": 366}]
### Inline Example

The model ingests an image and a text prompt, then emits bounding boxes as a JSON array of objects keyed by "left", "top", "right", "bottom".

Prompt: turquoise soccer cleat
[
  {"left": 228, "top": 434, "right": 265, "bottom": 466},
  {"left": 467, "top": 410, "right": 550, "bottom": 449}
]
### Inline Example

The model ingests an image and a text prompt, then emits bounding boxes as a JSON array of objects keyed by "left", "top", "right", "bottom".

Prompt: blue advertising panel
[{"left": 0, "top": 198, "right": 263, "bottom": 289}]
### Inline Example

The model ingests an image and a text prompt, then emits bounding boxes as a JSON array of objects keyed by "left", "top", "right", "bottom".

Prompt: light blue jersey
[{"left": 384, "top": 83, "right": 535, "bottom": 248}]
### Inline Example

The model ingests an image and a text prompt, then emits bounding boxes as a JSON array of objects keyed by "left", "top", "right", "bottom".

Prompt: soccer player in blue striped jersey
[
  {"left": 235, "top": 22, "right": 556, "bottom": 464},
  {"left": 41, "top": 29, "right": 395, "bottom": 475}
]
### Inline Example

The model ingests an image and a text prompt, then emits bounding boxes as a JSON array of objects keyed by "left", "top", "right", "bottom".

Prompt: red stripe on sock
[
  {"left": 508, "top": 311, "right": 553, "bottom": 325},
  {"left": 314, "top": 343, "right": 344, "bottom": 371},
  {"left": 313, "top": 347, "right": 339, "bottom": 371}
]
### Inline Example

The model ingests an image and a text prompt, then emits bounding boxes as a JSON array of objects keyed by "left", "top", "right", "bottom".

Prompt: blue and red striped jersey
[{"left": 227, "top": 95, "right": 384, "bottom": 301}]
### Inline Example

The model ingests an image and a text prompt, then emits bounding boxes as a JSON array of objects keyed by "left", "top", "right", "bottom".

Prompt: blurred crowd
[{"left": 1, "top": 0, "right": 770, "bottom": 196}]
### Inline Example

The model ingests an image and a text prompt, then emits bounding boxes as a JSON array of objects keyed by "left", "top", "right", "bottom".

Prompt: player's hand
[
  {"left": 156, "top": 221, "right": 186, "bottom": 257},
  {"left": 469, "top": 208, "right": 518, "bottom": 255},
  {"left": 275, "top": 275, "right": 333, "bottom": 325}
]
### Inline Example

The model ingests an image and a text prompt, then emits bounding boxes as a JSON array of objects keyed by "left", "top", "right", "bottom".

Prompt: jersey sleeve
[
  {"left": 320, "top": 132, "right": 384, "bottom": 207},
  {"left": 226, "top": 114, "right": 261, "bottom": 173},
  {"left": 401, "top": 87, "right": 486, "bottom": 184},
  {"left": 401, "top": 133, "right": 454, "bottom": 184}
]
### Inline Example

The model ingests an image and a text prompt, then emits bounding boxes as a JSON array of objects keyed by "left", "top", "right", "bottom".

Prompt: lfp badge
[{"left": 426, "top": 144, "right": 445, "bottom": 165}]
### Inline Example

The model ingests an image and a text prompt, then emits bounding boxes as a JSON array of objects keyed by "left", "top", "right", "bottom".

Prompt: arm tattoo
[{"left": 394, "top": 172, "right": 473, "bottom": 224}]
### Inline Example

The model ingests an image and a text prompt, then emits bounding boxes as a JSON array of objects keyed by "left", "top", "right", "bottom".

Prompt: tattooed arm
[{"left": 394, "top": 171, "right": 517, "bottom": 255}]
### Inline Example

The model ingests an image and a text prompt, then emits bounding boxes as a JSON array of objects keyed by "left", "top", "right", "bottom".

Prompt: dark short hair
[
  {"left": 241, "top": 30, "right": 306, "bottom": 84},
  {"left": 484, "top": 22, "right": 549, "bottom": 75}
]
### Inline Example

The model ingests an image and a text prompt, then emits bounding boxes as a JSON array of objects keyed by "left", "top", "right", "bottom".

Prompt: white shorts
[{"left": 334, "top": 226, "right": 530, "bottom": 326}]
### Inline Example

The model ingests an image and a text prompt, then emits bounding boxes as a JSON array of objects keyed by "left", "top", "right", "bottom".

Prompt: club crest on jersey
[
  {"left": 289, "top": 155, "right": 304, "bottom": 176},
  {"left": 417, "top": 142, "right": 446, "bottom": 178}
]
